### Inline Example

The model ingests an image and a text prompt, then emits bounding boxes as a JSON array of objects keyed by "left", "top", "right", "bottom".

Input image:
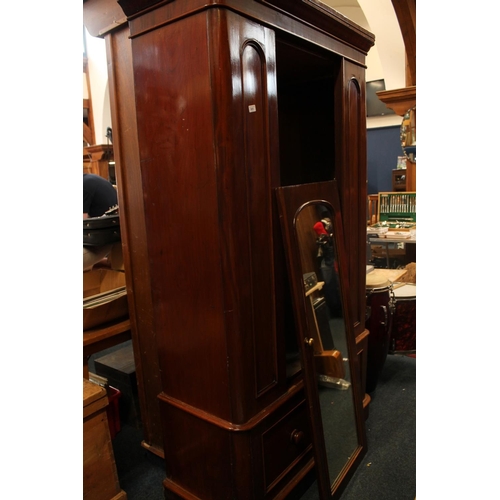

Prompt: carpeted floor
[
  {"left": 108, "top": 353, "right": 416, "bottom": 499},
  {"left": 334, "top": 353, "right": 416, "bottom": 500}
]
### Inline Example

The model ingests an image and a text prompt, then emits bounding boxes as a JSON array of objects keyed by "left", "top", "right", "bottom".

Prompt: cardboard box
[
  {"left": 95, "top": 343, "right": 142, "bottom": 429},
  {"left": 83, "top": 269, "right": 128, "bottom": 330}
]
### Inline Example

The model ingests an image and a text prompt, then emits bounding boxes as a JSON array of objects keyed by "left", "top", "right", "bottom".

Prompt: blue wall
[{"left": 367, "top": 125, "right": 401, "bottom": 194}]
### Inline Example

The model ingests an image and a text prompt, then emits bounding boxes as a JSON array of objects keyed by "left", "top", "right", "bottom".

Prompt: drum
[
  {"left": 390, "top": 284, "right": 416, "bottom": 354},
  {"left": 365, "top": 275, "right": 394, "bottom": 393}
]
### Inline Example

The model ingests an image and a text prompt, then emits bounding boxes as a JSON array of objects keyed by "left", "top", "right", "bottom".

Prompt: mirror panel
[
  {"left": 276, "top": 180, "right": 366, "bottom": 499},
  {"left": 296, "top": 203, "right": 359, "bottom": 487}
]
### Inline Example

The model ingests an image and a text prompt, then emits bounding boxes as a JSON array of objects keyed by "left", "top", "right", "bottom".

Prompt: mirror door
[{"left": 276, "top": 180, "right": 366, "bottom": 499}]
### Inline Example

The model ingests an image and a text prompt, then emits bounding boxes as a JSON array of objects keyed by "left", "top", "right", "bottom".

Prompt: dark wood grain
[
  {"left": 85, "top": 0, "right": 374, "bottom": 497},
  {"left": 391, "top": 0, "right": 416, "bottom": 87},
  {"left": 82, "top": 1, "right": 166, "bottom": 455},
  {"left": 105, "top": 23, "right": 165, "bottom": 458},
  {"left": 333, "top": 59, "right": 369, "bottom": 342}
]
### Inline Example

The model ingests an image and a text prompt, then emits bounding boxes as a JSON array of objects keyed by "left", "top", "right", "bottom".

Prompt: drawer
[{"left": 262, "top": 399, "right": 312, "bottom": 490}]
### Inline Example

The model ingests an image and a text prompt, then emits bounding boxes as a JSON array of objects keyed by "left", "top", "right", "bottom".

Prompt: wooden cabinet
[
  {"left": 85, "top": 1, "right": 373, "bottom": 498},
  {"left": 83, "top": 379, "right": 127, "bottom": 500},
  {"left": 84, "top": 144, "right": 114, "bottom": 180},
  {"left": 392, "top": 169, "right": 407, "bottom": 191}
]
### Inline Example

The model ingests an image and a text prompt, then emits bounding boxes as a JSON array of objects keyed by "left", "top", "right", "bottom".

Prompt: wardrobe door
[
  {"left": 208, "top": 9, "right": 288, "bottom": 423},
  {"left": 335, "top": 59, "right": 368, "bottom": 339}
]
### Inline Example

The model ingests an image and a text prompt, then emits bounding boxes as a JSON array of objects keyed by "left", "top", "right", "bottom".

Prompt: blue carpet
[
  {"left": 110, "top": 353, "right": 416, "bottom": 499},
  {"left": 338, "top": 354, "right": 416, "bottom": 500}
]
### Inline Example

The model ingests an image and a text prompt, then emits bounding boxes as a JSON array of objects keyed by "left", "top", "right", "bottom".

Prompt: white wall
[
  {"left": 84, "top": 27, "right": 112, "bottom": 145},
  {"left": 325, "top": 0, "right": 406, "bottom": 89},
  {"left": 323, "top": 0, "right": 406, "bottom": 129},
  {"left": 84, "top": 1, "right": 406, "bottom": 136}
]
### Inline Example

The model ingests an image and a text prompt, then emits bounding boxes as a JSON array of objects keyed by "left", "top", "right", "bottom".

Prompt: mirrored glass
[{"left": 295, "top": 202, "right": 358, "bottom": 488}]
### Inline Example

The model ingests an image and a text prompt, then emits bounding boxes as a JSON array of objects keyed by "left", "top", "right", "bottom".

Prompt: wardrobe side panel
[{"left": 131, "top": 12, "right": 231, "bottom": 418}]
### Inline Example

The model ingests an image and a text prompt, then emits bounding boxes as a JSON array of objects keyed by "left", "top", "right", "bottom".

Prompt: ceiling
[
  {"left": 84, "top": 0, "right": 409, "bottom": 142},
  {"left": 322, "top": 0, "right": 406, "bottom": 90}
]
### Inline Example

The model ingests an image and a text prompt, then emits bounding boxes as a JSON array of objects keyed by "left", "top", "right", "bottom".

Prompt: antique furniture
[
  {"left": 392, "top": 169, "right": 407, "bottom": 191},
  {"left": 85, "top": 0, "right": 374, "bottom": 497},
  {"left": 376, "top": 0, "right": 416, "bottom": 189},
  {"left": 84, "top": 144, "right": 114, "bottom": 179},
  {"left": 83, "top": 268, "right": 131, "bottom": 379},
  {"left": 400, "top": 106, "right": 416, "bottom": 167},
  {"left": 83, "top": 319, "right": 132, "bottom": 378},
  {"left": 376, "top": 89, "right": 416, "bottom": 191},
  {"left": 367, "top": 194, "right": 379, "bottom": 225},
  {"left": 83, "top": 378, "right": 127, "bottom": 500}
]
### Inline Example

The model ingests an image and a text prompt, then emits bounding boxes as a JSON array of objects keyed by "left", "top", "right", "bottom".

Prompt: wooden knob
[
  {"left": 304, "top": 338, "right": 314, "bottom": 346},
  {"left": 290, "top": 429, "right": 305, "bottom": 445}
]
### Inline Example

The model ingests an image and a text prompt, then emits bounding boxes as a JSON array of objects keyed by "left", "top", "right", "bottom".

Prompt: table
[{"left": 368, "top": 236, "right": 416, "bottom": 269}]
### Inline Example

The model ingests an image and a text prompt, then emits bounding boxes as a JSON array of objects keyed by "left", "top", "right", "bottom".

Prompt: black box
[{"left": 94, "top": 343, "right": 142, "bottom": 428}]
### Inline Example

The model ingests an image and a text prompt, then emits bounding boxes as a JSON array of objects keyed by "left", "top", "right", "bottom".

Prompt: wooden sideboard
[{"left": 84, "top": 0, "right": 374, "bottom": 497}]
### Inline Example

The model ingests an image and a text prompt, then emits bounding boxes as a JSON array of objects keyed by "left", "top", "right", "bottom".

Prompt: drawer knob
[{"left": 290, "top": 429, "right": 305, "bottom": 445}]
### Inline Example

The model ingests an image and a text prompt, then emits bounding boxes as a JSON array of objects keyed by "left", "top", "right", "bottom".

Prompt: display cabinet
[
  {"left": 392, "top": 169, "right": 407, "bottom": 191},
  {"left": 85, "top": 0, "right": 374, "bottom": 498}
]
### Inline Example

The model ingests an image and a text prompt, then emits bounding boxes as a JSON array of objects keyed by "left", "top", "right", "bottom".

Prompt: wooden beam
[
  {"left": 391, "top": 0, "right": 416, "bottom": 87},
  {"left": 376, "top": 85, "right": 415, "bottom": 117},
  {"left": 83, "top": 53, "right": 95, "bottom": 145},
  {"left": 83, "top": 122, "right": 93, "bottom": 145}
]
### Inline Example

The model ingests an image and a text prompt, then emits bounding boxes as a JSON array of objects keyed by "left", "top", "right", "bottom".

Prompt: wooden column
[
  {"left": 376, "top": 86, "right": 416, "bottom": 191},
  {"left": 391, "top": 0, "right": 416, "bottom": 87},
  {"left": 377, "top": 1, "right": 416, "bottom": 191}
]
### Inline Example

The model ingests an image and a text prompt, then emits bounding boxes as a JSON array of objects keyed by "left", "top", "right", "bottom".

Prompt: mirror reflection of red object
[{"left": 313, "top": 221, "right": 328, "bottom": 235}]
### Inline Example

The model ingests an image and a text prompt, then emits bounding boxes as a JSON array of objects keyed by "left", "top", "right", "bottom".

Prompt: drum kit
[{"left": 365, "top": 269, "right": 416, "bottom": 393}]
